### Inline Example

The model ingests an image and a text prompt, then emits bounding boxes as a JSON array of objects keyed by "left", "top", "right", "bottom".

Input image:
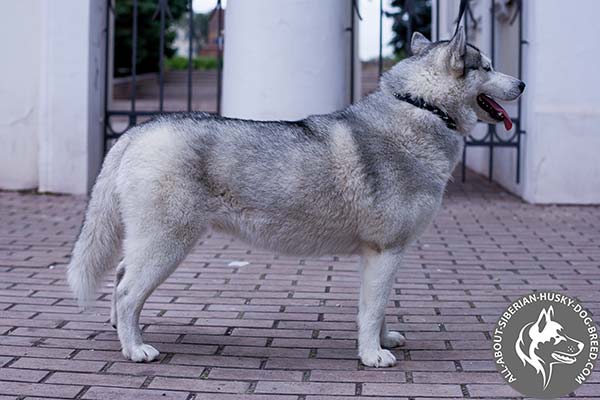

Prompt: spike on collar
[{"left": 394, "top": 93, "right": 458, "bottom": 131}]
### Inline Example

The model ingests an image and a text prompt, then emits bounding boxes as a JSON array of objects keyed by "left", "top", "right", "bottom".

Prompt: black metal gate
[
  {"left": 105, "top": 0, "right": 524, "bottom": 184},
  {"left": 103, "top": 0, "right": 224, "bottom": 151}
]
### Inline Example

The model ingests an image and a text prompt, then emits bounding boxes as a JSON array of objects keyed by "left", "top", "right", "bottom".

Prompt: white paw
[
  {"left": 122, "top": 343, "right": 160, "bottom": 362},
  {"left": 360, "top": 348, "right": 397, "bottom": 367},
  {"left": 381, "top": 331, "right": 405, "bottom": 348}
]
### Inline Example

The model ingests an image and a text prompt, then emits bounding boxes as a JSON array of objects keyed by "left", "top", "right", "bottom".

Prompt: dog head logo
[{"left": 515, "top": 306, "right": 584, "bottom": 390}]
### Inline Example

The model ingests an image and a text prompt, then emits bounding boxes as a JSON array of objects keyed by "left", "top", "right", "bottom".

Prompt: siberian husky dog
[
  {"left": 68, "top": 30, "right": 525, "bottom": 367},
  {"left": 516, "top": 306, "right": 584, "bottom": 389}
]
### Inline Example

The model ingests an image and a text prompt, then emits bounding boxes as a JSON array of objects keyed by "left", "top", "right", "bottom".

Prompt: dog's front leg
[{"left": 357, "top": 248, "right": 402, "bottom": 367}]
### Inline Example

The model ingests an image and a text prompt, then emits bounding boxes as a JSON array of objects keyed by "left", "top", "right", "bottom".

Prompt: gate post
[
  {"left": 37, "top": 0, "right": 107, "bottom": 194},
  {"left": 0, "top": 3, "right": 42, "bottom": 190}
]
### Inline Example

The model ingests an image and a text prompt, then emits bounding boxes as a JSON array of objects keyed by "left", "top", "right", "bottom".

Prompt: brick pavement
[{"left": 0, "top": 170, "right": 599, "bottom": 399}]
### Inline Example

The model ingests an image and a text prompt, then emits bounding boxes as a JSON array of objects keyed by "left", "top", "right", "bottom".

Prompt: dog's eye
[
  {"left": 554, "top": 336, "right": 565, "bottom": 344},
  {"left": 482, "top": 65, "right": 491, "bottom": 72}
]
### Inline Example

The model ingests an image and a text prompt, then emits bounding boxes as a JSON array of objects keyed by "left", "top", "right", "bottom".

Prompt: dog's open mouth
[
  {"left": 552, "top": 351, "right": 577, "bottom": 364},
  {"left": 477, "top": 94, "right": 512, "bottom": 131}
]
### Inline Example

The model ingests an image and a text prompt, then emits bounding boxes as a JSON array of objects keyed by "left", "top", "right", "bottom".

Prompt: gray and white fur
[{"left": 68, "top": 30, "right": 524, "bottom": 367}]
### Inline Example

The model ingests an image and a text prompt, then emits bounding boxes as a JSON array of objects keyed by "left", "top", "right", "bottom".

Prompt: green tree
[
  {"left": 114, "top": 0, "right": 188, "bottom": 77},
  {"left": 387, "top": 0, "right": 431, "bottom": 59}
]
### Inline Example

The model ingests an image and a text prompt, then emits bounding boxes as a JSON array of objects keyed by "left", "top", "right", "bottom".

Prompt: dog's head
[
  {"left": 515, "top": 306, "right": 584, "bottom": 389},
  {"left": 382, "top": 30, "right": 525, "bottom": 134}
]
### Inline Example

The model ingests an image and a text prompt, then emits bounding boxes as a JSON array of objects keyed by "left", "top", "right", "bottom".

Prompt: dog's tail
[{"left": 67, "top": 136, "right": 131, "bottom": 308}]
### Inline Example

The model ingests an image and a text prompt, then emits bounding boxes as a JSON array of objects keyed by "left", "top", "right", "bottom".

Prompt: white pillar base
[{"left": 0, "top": 2, "right": 42, "bottom": 190}]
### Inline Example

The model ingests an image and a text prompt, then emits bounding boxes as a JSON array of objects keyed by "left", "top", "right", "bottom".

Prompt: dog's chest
[{"left": 349, "top": 140, "right": 450, "bottom": 249}]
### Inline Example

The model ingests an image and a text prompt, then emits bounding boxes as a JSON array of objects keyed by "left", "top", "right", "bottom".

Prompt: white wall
[
  {"left": 435, "top": 0, "right": 600, "bottom": 204},
  {"left": 222, "top": 0, "right": 356, "bottom": 120},
  {"left": 0, "top": 2, "right": 41, "bottom": 190},
  {"left": 520, "top": 0, "right": 600, "bottom": 204},
  {"left": 0, "top": 0, "right": 106, "bottom": 194}
]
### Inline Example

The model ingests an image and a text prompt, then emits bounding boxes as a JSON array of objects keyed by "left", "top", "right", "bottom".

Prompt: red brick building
[{"left": 199, "top": 7, "right": 224, "bottom": 58}]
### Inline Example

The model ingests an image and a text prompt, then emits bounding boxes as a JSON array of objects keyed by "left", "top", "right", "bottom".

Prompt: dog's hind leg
[
  {"left": 110, "top": 261, "right": 126, "bottom": 329},
  {"left": 357, "top": 248, "right": 403, "bottom": 367},
  {"left": 115, "top": 225, "right": 202, "bottom": 362},
  {"left": 380, "top": 319, "right": 405, "bottom": 348}
]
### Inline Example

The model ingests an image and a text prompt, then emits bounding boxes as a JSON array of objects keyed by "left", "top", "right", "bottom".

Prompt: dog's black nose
[{"left": 518, "top": 81, "right": 526, "bottom": 92}]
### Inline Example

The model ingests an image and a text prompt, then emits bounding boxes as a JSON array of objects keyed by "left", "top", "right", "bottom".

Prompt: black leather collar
[{"left": 394, "top": 93, "right": 457, "bottom": 130}]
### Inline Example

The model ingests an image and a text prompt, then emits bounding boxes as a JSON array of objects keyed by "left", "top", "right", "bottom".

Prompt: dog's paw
[
  {"left": 360, "top": 348, "right": 397, "bottom": 368},
  {"left": 381, "top": 331, "right": 405, "bottom": 348},
  {"left": 122, "top": 344, "right": 160, "bottom": 362}
]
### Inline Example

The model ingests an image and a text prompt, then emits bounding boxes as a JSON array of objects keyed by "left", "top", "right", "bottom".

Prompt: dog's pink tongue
[
  {"left": 482, "top": 95, "right": 513, "bottom": 131},
  {"left": 497, "top": 104, "right": 513, "bottom": 131}
]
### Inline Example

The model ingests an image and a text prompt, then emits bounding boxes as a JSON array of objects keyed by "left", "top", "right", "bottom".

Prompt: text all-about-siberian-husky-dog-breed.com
[{"left": 68, "top": 29, "right": 525, "bottom": 367}]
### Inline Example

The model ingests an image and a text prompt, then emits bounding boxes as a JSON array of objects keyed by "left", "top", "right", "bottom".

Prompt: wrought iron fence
[
  {"left": 435, "top": 0, "right": 525, "bottom": 183},
  {"left": 103, "top": 0, "right": 224, "bottom": 150},
  {"left": 104, "top": 0, "right": 524, "bottom": 184}
]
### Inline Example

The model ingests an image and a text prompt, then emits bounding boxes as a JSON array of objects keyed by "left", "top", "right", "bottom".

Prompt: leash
[
  {"left": 352, "top": 0, "right": 363, "bottom": 21},
  {"left": 454, "top": 0, "right": 468, "bottom": 36}
]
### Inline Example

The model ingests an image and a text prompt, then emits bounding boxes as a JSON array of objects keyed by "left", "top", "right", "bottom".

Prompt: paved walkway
[{"left": 0, "top": 171, "right": 599, "bottom": 399}]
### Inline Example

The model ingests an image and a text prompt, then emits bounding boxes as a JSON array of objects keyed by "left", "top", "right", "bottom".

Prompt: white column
[
  {"left": 0, "top": 2, "right": 42, "bottom": 190},
  {"left": 221, "top": 0, "right": 355, "bottom": 121},
  {"left": 38, "top": 0, "right": 106, "bottom": 194}
]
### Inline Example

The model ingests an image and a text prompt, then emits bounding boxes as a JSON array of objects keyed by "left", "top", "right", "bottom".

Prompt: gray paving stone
[{"left": 1, "top": 169, "right": 599, "bottom": 399}]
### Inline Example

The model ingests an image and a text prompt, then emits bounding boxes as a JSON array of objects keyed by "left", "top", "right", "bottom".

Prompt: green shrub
[
  {"left": 193, "top": 56, "right": 218, "bottom": 70},
  {"left": 166, "top": 55, "right": 218, "bottom": 71},
  {"left": 165, "top": 56, "right": 189, "bottom": 70}
]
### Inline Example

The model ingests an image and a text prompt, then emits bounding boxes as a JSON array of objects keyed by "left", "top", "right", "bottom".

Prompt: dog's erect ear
[
  {"left": 534, "top": 307, "right": 552, "bottom": 333},
  {"left": 411, "top": 32, "right": 431, "bottom": 56},
  {"left": 447, "top": 27, "right": 466, "bottom": 74}
]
